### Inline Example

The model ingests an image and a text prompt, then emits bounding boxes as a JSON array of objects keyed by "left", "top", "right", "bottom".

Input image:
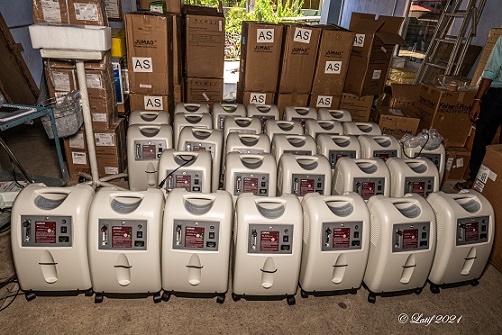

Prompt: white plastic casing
[
  {"left": 224, "top": 153, "right": 277, "bottom": 202},
  {"left": 317, "top": 109, "right": 352, "bottom": 122},
  {"left": 427, "top": 190, "right": 494, "bottom": 285},
  {"left": 333, "top": 158, "right": 390, "bottom": 201},
  {"left": 127, "top": 124, "right": 173, "bottom": 191},
  {"left": 11, "top": 184, "right": 95, "bottom": 292},
  {"left": 271, "top": 134, "right": 317, "bottom": 164},
  {"left": 223, "top": 133, "right": 271, "bottom": 172},
  {"left": 386, "top": 157, "right": 440, "bottom": 198},
  {"left": 404, "top": 143, "right": 446, "bottom": 185},
  {"left": 246, "top": 104, "right": 280, "bottom": 124},
  {"left": 277, "top": 153, "right": 332, "bottom": 200},
  {"left": 174, "top": 103, "right": 210, "bottom": 115},
  {"left": 264, "top": 120, "right": 304, "bottom": 141},
  {"left": 223, "top": 117, "right": 262, "bottom": 142},
  {"left": 343, "top": 122, "right": 382, "bottom": 136},
  {"left": 87, "top": 187, "right": 164, "bottom": 294},
  {"left": 129, "top": 111, "right": 170, "bottom": 126},
  {"left": 299, "top": 192, "right": 370, "bottom": 293},
  {"left": 364, "top": 194, "right": 437, "bottom": 293},
  {"left": 282, "top": 106, "right": 318, "bottom": 124},
  {"left": 316, "top": 135, "right": 361, "bottom": 172},
  {"left": 304, "top": 120, "right": 343, "bottom": 140},
  {"left": 359, "top": 135, "right": 402, "bottom": 161},
  {"left": 177, "top": 127, "right": 223, "bottom": 193},
  {"left": 157, "top": 149, "right": 212, "bottom": 193},
  {"left": 212, "top": 103, "right": 246, "bottom": 131},
  {"left": 173, "top": 113, "right": 213, "bottom": 147},
  {"left": 162, "top": 189, "right": 233, "bottom": 294},
  {"left": 233, "top": 194, "right": 303, "bottom": 296}
]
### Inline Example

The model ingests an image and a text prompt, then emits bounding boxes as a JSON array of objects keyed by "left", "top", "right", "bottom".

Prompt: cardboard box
[
  {"left": 309, "top": 94, "right": 342, "bottom": 109},
  {"left": 241, "top": 91, "right": 276, "bottom": 106},
  {"left": 471, "top": 28, "right": 502, "bottom": 86},
  {"left": 89, "top": 94, "right": 116, "bottom": 130},
  {"left": 184, "top": 8, "right": 225, "bottom": 79},
  {"left": 140, "top": 0, "right": 181, "bottom": 13},
  {"left": 344, "top": 13, "right": 406, "bottom": 96},
  {"left": 68, "top": 0, "right": 108, "bottom": 26},
  {"left": 185, "top": 78, "right": 223, "bottom": 107},
  {"left": 174, "top": 84, "right": 183, "bottom": 104},
  {"left": 340, "top": 93, "right": 374, "bottom": 122},
  {"left": 379, "top": 83, "right": 420, "bottom": 110},
  {"left": 311, "top": 26, "right": 354, "bottom": 95},
  {"left": 387, "top": 67, "right": 417, "bottom": 84},
  {"left": 472, "top": 144, "right": 502, "bottom": 272},
  {"left": 416, "top": 83, "right": 476, "bottom": 147},
  {"left": 33, "top": 0, "right": 70, "bottom": 24},
  {"left": 444, "top": 147, "right": 471, "bottom": 181},
  {"left": 126, "top": 12, "right": 173, "bottom": 95},
  {"left": 239, "top": 22, "right": 284, "bottom": 92},
  {"left": 129, "top": 93, "right": 171, "bottom": 112},
  {"left": 375, "top": 107, "right": 420, "bottom": 138},
  {"left": 277, "top": 24, "right": 321, "bottom": 94},
  {"left": 172, "top": 14, "right": 182, "bottom": 85},
  {"left": 275, "top": 93, "right": 309, "bottom": 119}
]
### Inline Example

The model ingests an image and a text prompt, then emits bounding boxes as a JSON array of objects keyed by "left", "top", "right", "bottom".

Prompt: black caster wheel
[
  {"left": 94, "top": 294, "right": 104, "bottom": 304},
  {"left": 286, "top": 296, "right": 296, "bottom": 305},
  {"left": 300, "top": 289, "right": 308, "bottom": 299},
  {"left": 414, "top": 288, "right": 423, "bottom": 295},
  {"left": 350, "top": 289, "right": 358, "bottom": 295},
  {"left": 216, "top": 294, "right": 225, "bottom": 304},
  {"left": 430, "top": 284, "right": 440, "bottom": 294},
  {"left": 368, "top": 293, "right": 376, "bottom": 304},
  {"left": 124, "top": 176, "right": 129, "bottom": 182},
  {"left": 153, "top": 293, "right": 162, "bottom": 304},
  {"left": 161, "top": 291, "right": 171, "bottom": 302},
  {"left": 84, "top": 289, "right": 94, "bottom": 297},
  {"left": 25, "top": 292, "right": 36, "bottom": 302},
  {"left": 471, "top": 280, "right": 479, "bottom": 287},
  {"left": 231, "top": 293, "right": 240, "bottom": 302}
]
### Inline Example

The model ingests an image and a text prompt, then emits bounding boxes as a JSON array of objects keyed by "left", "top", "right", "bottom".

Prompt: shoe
[{"left": 454, "top": 179, "right": 474, "bottom": 191}]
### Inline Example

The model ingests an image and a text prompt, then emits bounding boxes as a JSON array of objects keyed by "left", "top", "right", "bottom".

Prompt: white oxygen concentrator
[
  {"left": 343, "top": 122, "right": 382, "bottom": 136},
  {"left": 232, "top": 193, "right": 303, "bottom": 305},
  {"left": 246, "top": 104, "right": 280, "bottom": 131},
  {"left": 271, "top": 134, "right": 316, "bottom": 164},
  {"left": 264, "top": 120, "right": 304, "bottom": 141},
  {"left": 173, "top": 113, "right": 213, "bottom": 147},
  {"left": 11, "top": 184, "right": 94, "bottom": 301},
  {"left": 304, "top": 120, "right": 343, "bottom": 140},
  {"left": 359, "top": 135, "right": 401, "bottom": 161},
  {"left": 427, "top": 190, "right": 494, "bottom": 294},
  {"left": 404, "top": 143, "right": 446, "bottom": 185},
  {"left": 174, "top": 102, "right": 210, "bottom": 115},
  {"left": 316, "top": 134, "right": 361, "bottom": 171},
  {"left": 363, "top": 194, "right": 436, "bottom": 303},
  {"left": 161, "top": 189, "right": 233, "bottom": 303},
  {"left": 225, "top": 133, "right": 271, "bottom": 155},
  {"left": 317, "top": 109, "right": 352, "bottom": 122},
  {"left": 299, "top": 192, "right": 370, "bottom": 297},
  {"left": 87, "top": 187, "right": 165, "bottom": 303},
  {"left": 128, "top": 111, "right": 170, "bottom": 126},
  {"left": 212, "top": 102, "right": 246, "bottom": 131},
  {"left": 223, "top": 117, "right": 262, "bottom": 141},
  {"left": 282, "top": 106, "right": 317, "bottom": 126},
  {"left": 386, "top": 157, "right": 440, "bottom": 198},
  {"left": 127, "top": 124, "right": 173, "bottom": 191}
]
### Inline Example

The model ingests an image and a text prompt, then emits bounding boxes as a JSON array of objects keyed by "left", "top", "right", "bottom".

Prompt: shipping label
[
  {"left": 41, "top": 0, "right": 62, "bottom": 23},
  {"left": 74, "top": 4, "right": 99, "bottom": 22},
  {"left": 92, "top": 113, "right": 107, "bottom": 122},
  {"left": 257, "top": 29, "right": 274, "bottom": 43},
  {"left": 132, "top": 57, "right": 153, "bottom": 72},
  {"left": 52, "top": 72, "right": 71, "bottom": 92},
  {"left": 72, "top": 152, "right": 87, "bottom": 165},
  {"left": 293, "top": 28, "right": 312, "bottom": 44},
  {"left": 94, "top": 133, "right": 115, "bottom": 146},
  {"left": 144, "top": 96, "right": 164, "bottom": 111},
  {"left": 150, "top": 5, "right": 163, "bottom": 13},
  {"left": 372, "top": 69, "right": 382, "bottom": 80},
  {"left": 325, "top": 61, "right": 342, "bottom": 74},
  {"left": 316, "top": 95, "right": 333, "bottom": 108},
  {"left": 353, "top": 34, "right": 365, "bottom": 47},
  {"left": 86, "top": 74, "right": 103, "bottom": 89},
  {"left": 104, "top": 0, "right": 120, "bottom": 19},
  {"left": 249, "top": 93, "right": 267, "bottom": 105},
  {"left": 104, "top": 166, "right": 119, "bottom": 175},
  {"left": 69, "top": 131, "right": 85, "bottom": 149}
]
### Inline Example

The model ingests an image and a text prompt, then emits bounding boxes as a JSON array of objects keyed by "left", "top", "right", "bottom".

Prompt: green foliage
[{"left": 183, "top": 0, "right": 220, "bottom": 7}]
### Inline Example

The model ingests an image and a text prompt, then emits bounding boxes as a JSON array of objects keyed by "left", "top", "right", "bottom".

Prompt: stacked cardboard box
[
  {"left": 139, "top": 0, "right": 182, "bottom": 13},
  {"left": 379, "top": 83, "right": 420, "bottom": 110},
  {"left": 374, "top": 106, "right": 420, "bottom": 138},
  {"left": 339, "top": 93, "right": 374, "bottom": 122},
  {"left": 33, "top": 0, "right": 109, "bottom": 25}
]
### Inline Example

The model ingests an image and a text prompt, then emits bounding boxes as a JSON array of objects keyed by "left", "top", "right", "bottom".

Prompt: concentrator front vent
[
  {"left": 407, "top": 162, "right": 427, "bottom": 174},
  {"left": 288, "top": 138, "right": 306, "bottom": 148},
  {"left": 241, "top": 156, "right": 264, "bottom": 169},
  {"left": 303, "top": 211, "right": 310, "bottom": 243},
  {"left": 394, "top": 202, "right": 421, "bottom": 218},
  {"left": 326, "top": 201, "right": 353, "bottom": 217},
  {"left": 297, "top": 159, "right": 318, "bottom": 170},
  {"left": 333, "top": 138, "right": 350, "bottom": 147},
  {"left": 34, "top": 194, "right": 67, "bottom": 210},
  {"left": 257, "top": 105, "right": 271, "bottom": 113},
  {"left": 334, "top": 170, "right": 344, "bottom": 194},
  {"left": 240, "top": 136, "right": 259, "bottom": 146},
  {"left": 184, "top": 198, "right": 214, "bottom": 215},
  {"left": 370, "top": 213, "right": 380, "bottom": 246},
  {"left": 357, "top": 162, "right": 377, "bottom": 174},
  {"left": 374, "top": 137, "right": 391, "bottom": 148},
  {"left": 256, "top": 202, "right": 285, "bottom": 219},
  {"left": 140, "top": 127, "right": 160, "bottom": 138},
  {"left": 111, "top": 197, "right": 142, "bottom": 214},
  {"left": 456, "top": 197, "right": 481, "bottom": 213},
  {"left": 222, "top": 105, "right": 238, "bottom": 112},
  {"left": 279, "top": 123, "right": 294, "bottom": 131},
  {"left": 435, "top": 209, "right": 444, "bottom": 241}
]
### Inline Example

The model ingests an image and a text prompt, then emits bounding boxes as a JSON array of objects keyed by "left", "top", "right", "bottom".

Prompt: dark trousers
[{"left": 469, "top": 87, "right": 502, "bottom": 180}]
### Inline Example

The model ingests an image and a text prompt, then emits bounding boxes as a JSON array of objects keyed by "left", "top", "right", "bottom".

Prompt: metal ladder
[{"left": 415, "top": 0, "right": 487, "bottom": 84}]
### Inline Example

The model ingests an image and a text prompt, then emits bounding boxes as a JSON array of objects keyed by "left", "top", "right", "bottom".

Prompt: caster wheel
[
  {"left": 231, "top": 293, "right": 240, "bottom": 302},
  {"left": 94, "top": 294, "right": 104, "bottom": 304},
  {"left": 286, "top": 296, "right": 296, "bottom": 305},
  {"left": 84, "top": 289, "right": 94, "bottom": 297},
  {"left": 25, "top": 292, "right": 36, "bottom": 302},
  {"left": 216, "top": 294, "right": 225, "bottom": 304},
  {"left": 430, "top": 284, "right": 440, "bottom": 294},
  {"left": 300, "top": 289, "right": 308, "bottom": 299},
  {"left": 368, "top": 293, "right": 376, "bottom": 304},
  {"left": 350, "top": 289, "right": 358, "bottom": 295},
  {"left": 153, "top": 293, "right": 162, "bottom": 304},
  {"left": 414, "top": 288, "right": 422, "bottom": 295},
  {"left": 124, "top": 176, "right": 129, "bottom": 182},
  {"left": 471, "top": 280, "right": 479, "bottom": 287},
  {"left": 161, "top": 291, "right": 171, "bottom": 302}
]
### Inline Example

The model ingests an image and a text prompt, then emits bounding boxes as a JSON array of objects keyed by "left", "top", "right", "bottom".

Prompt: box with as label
[
  {"left": 311, "top": 26, "right": 354, "bottom": 96},
  {"left": 185, "top": 78, "right": 223, "bottom": 107},
  {"left": 444, "top": 147, "right": 471, "bottom": 181},
  {"left": 309, "top": 94, "right": 342, "bottom": 109},
  {"left": 375, "top": 106, "right": 420, "bottom": 137},
  {"left": 129, "top": 93, "right": 172, "bottom": 113},
  {"left": 344, "top": 13, "right": 406, "bottom": 96},
  {"left": 340, "top": 93, "right": 374, "bottom": 122},
  {"left": 416, "top": 83, "right": 475, "bottom": 147},
  {"left": 126, "top": 12, "right": 173, "bottom": 95},
  {"left": 239, "top": 22, "right": 284, "bottom": 92},
  {"left": 472, "top": 144, "right": 502, "bottom": 272},
  {"left": 241, "top": 91, "right": 275, "bottom": 106},
  {"left": 278, "top": 24, "right": 321, "bottom": 94},
  {"left": 275, "top": 93, "right": 309, "bottom": 119}
]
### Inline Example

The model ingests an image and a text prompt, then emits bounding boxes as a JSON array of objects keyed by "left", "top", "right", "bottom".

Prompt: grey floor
[{"left": 0, "top": 121, "right": 501, "bottom": 335}]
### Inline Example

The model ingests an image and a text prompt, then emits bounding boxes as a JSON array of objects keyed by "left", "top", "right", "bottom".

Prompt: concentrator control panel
[
  {"left": 98, "top": 220, "right": 147, "bottom": 250},
  {"left": 322, "top": 221, "right": 363, "bottom": 251},
  {"left": 373, "top": 150, "right": 397, "bottom": 162},
  {"left": 172, "top": 220, "right": 220, "bottom": 251},
  {"left": 234, "top": 173, "right": 270, "bottom": 196},
  {"left": 185, "top": 141, "right": 215, "bottom": 160},
  {"left": 165, "top": 170, "right": 204, "bottom": 192},
  {"left": 21, "top": 215, "right": 72, "bottom": 247},
  {"left": 248, "top": 224, "right": 294, "bottom": 254},
  {"left": 353, "top": 178, "right": 385, "bottom": 200},
  {"left": 283, "top": 150, "right": 313, "bottom": 156},
  {"left": 405, "top": 177, "right": 435, "bottom": 197},
  {"left": 392, "top": 222, "right": 430, "bottom": 252},
  {"left": 134, "top": 140, "right": 166, "bottom": 161},
  {"left": 291, "top": 174, "right": 325, "bottom": 196},
  {"left": 456, "top": 216, "right": 489, "bottom": 246},
  {"left": 420, "top": 153, "right": 441, "bottom": 171},
  {"left": 328, "top": 150, "right": 356, "bottom": 169}
]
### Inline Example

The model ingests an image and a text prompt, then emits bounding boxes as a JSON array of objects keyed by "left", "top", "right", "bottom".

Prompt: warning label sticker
[
  {"left": 361, "top": 182, "right": 376, "bottom": 200},
  {"left": 35, "top": 222, "right": 56, "bottom": 244},
  {"left": 185, "top": 226, "right": 204, "bottom": 248},
  {"left": 142, "top": 145, "right": 157, "bottom": 160},
  {"left": 376, "top": 153, "right": 390, "bottom": 161},
  {"left": 465, "top": 222, "right": 479, "bottom": 242},
  {"left": 403, "top": 229, "right": 418, "bottom": 249},
  {"left": 333, "top": 227, "right": 351, "bottom": 249},
  {"left": 188, "top": 142, "right": 215, "bottom": 160},
  {"left": 243, "top": 177, "right": 259, "bottom": 194},
  {"left": 412, "top": 181, "right": 425, "bottom": 197},
  {"left": 112, "top": 226, "right": 132, "bottom": 248},
  {"left": 260, "top": 231, "right": 279, "bottom": 252},
  {"left": 176, "top": 175, "right": 192, "bottom": 191},
  {"left": 300, "top": 178, "right": 315, "bottom": 196}
]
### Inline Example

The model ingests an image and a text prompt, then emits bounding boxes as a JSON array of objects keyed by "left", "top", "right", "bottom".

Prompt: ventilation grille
[
  {"left": 435, "top": 210, "right": 443, "bottom": 241},
  {"left": 334, "top": 170, "right": 344, "bottom": 194},
  {"left": 233, "top": 211, "right": 239, "bottom": 245},
  {"left": 34, "top": 195, "right": 66, "bottom": 210},
  {"left": 370, "top": 213, "right": 380, "bottom": 247},
  {"left": 459, "top": 199, "right": 481, "bottom": 213},
  {"left": 303, "top": 211, "right": 310, "bottom": 244},
  {"left": 111, "top": 198, "right": 142, "bottom": 214}
]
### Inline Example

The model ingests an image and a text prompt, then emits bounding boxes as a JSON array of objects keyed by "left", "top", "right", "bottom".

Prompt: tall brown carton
[
  {"left": 375, "top": 106, "right": 420, "bottom": 138},
  {"left": 239, "top": 22, "right": 284, "bottom": 92},
  {"left": 471, "top": 28, "right": 502, "bottom": 86},
  {"left": 340, "top": 93, "right": 374, "bottom": 122},
  {"left": 185, "top": 78, "right": 223, "bottom": 107},
  {"left": 309, "top": 94, "right": 342, "bottom": 109},
  {"left": 184, "top": 7, "right": 225, "bottom": 79},
  {"left": 95, "top": 119, "right": 127, "bottom": 176},
  {"left": 379, "top": 83, "right": 420, "bottom": 110},
  {"left": 416, "top": 83, "right": 475, "bottom": 147},
  {"left": 275, "top": 93, "right": 309, "bottom": 119},
  {"left": 277, "top": 24, "right": 321, "bottom": 94},
  {"left": 444, "top": 147, "right": 471, "bottom": 181},
  {"left": 311, "top": 26, "right": 355, "bottom": 96},
  {"left": 140, "top": 0, "right": 181, "bottom": 13},
  {"left": 344, "top": 13, "right": 406, "bottom": 96},
  {"left": 472, "top": 144, "right": 502, "bottom": 272},
  {"left": 172, "top": 14, "right": 182, "bottom": 85},
  {"left": 33, "top": 0, "right": 70, "bottom": 24},
  {"left": 126, "top": 12, "right": 173, "bottom": 95}
]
